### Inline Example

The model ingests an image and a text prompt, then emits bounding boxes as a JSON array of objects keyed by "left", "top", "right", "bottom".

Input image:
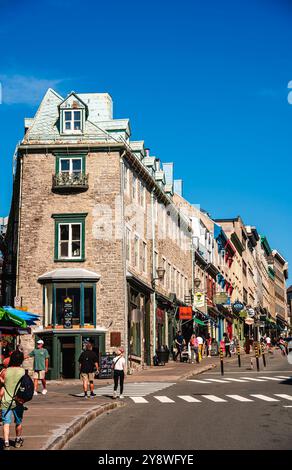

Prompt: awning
[
  {"left": 193, "top": 317, "right": 206, "bottom": 326},
  {"left": 38, "top": 268, "right": 100, "bottom": 283}
]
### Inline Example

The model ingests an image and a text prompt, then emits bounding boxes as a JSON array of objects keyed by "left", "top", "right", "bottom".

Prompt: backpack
[{"left": 3, "top": 371, "right": 34, "bottom": 416}]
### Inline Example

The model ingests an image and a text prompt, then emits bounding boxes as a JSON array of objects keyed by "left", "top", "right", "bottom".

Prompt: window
[
  {"left": 134, "top": 235, "right": 139, "bottom": 268},
  {"left": 142, "top": 242, "right": 147, "bottom": 273},
  {"left": 63, "top": 110, "right": 82, "bottom": 132},
  {"left": 243, "top": 288, "right": 248, "bottom": 304},
  {"left": 162, "top": 258, "right": 166, "bottom": 287},
  {"left": 242, "top": 260, "right": 247, "bottom": 277},
  {"left": 124, "top": 165, "right": 129, "bottom": 194},
  {"left": 168, "top": 263, "right": 172, "bottom": 291},
  {"left": 172, "top": 267, "right": 176, "bottom": 292},
  {"left": 52, "top": 213, "right": 87, "bottom": 261},
  {"left": 60, "top": 158, "right": 82, "bottom": 176},
  {"left": 126, "top": 227, "right": 131, "bottom": 262},
  {"left": 132, "top": 174, "right": 137, "bottom": 201}
]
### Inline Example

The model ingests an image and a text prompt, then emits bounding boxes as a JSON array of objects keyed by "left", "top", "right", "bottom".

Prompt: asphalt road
[{"left": 66, "top": 353, "right": 292, "bottom": 450}]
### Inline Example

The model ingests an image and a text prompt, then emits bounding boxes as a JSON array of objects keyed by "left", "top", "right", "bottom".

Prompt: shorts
[
  {"left": 33, "top": 370, "right": 46, "bottom": 380},
  {"left": 1, "top": 405, "right": 24, "bottom": 425},
  {"left": 80, "top": 372, "right": 94, "bottom": 381}
]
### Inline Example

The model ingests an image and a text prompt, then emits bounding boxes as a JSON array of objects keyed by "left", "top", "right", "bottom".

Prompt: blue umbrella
[{"left": 3, "top": 306, "right": 40, "bottom": 325}]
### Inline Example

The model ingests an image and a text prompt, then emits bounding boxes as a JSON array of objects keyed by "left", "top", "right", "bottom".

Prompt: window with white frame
[
  {"left": 59, "top": 223, "right": 81, "bottom": 259},
  {"left": 59, "top": 157, "right": 82, "bottom": 177},
  {"left": 162, "top": 257, "right": 166, "bottom": 287},
  {"left": 142, "top": 183, "right": 146, "bottom": 209},
  {"left": 168, "top": 263, "right": 172, "bottom": 291},
  {"left": 172, "top": 267, "right": 176, "bottom": 292},
  {"left": 63, "top": 110, "right": 82, "bottom": 132},
  {"left": 124, "top": 165, "right": 129, "bottom": 194}
]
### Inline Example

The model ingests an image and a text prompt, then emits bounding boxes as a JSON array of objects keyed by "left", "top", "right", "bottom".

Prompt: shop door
[{"left": 59, "top": 337, "right": 75, "bottom": 378}]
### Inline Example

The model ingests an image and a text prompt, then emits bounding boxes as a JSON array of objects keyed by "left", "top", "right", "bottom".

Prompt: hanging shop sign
[
  {"left": 213, "top": 292, "right": 228, "bottom": 305},
  {"left": 193, "top": 292, "right": 205, "bottom": 309},
  {"left": 245, "top": 317, "right": 254, "bottom": 325},
  {"left": 179, "top": 306, "right": 193, "bottom": 320},
  {"left": 63, "top": 296, "right": 73, "bottom": 329},
  {"left": 239, "top": 309, "right": 248, "bottom": 319},
  {"left": 248, "top": 308, "right": 255, "bottom": 317},
  {"left": 232, "top": 301, "right": 244, "bottom": 313}
]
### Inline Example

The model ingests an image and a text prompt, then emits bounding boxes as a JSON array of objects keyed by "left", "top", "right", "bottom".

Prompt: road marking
[
  {"left": 283, "top": 406, "right": 292, "bottom": 408},
  {"left": 274, "top": 394, "right": 292, "bottom": 401},
  {"left": 250, "top": 394, "right": 279, "bottom": 402},
  {"left": 154, "top": 396, "right": 175, "bottom": 403},
  {"left": 223, "top": 378, "right": 248, "bottom": 383},
  {"left": 275, "top": 376, "right": 292, "bottom": 379},
  {"left": 202, "top": 395, "right": 227, "bottom": 402},
  {"left": 187, "top": 379, "right": 210, "bottom": 384},
  {"left": 178, "top": 395, "right": 201, "bottom": 403},
  {"left": 260, "top": 377, "right": 283, "bottom": 381},
  {"left": 130, "top": 397, "right": 148, "bottom": 403},
  {"left": 226, "top": 395, "right": 254, "bottom": 402},
  {"left": 84, "top": 382, "right": 175, "bottom": 397},
  {"left": 205, "top": 379, "right": 231, "bottom": 383},
  {"left": 241, "top": 377, "right": 266, "bottom": 382}
]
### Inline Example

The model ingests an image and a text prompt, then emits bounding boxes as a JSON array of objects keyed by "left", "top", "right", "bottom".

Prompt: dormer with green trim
[{"left": 59, "top": 92, "right": 88, "bottom": 135}]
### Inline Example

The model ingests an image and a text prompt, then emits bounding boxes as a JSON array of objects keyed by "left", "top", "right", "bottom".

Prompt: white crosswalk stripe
[
  {"left": 130, "top": 397, "right": 149, "bottom": 403},
  {"left": 275, "top": 376, "right": 292, "bottom": 379},
  {"left": 240, "top": 377, "right": 266, "bottom": 382},
  {"left": 178, "top": 395, "right": 201, "bottom": 403},
  {"left": 154, "top": 396, "right": 175, "bottom": 403},
  {"left": 260, "top": 376, "right": 284, "bottom": 381},
  {"left": 274, "top": 394, "right": 292, "bottom": 401},
  {"left": 226, "top": 395, "right": 254, "bottom": 402},
  {"left": 202, "top": 395, "right": 227, "bottom": 402},
  {"left": 187, "top": 379, "right": 210, "bottom": 384},
  {"left": 250, "top": 394, "right": 280, "bottom": 402},
  {"left": 223, "top": 378, "right": 248, "bottom": 383},
  {"left": 205, "top": 379, "right": 231, "bottom": 383}
]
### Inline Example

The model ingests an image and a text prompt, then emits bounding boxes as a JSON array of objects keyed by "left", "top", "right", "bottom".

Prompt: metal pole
[
  {"left": 262, "top": 343, "right": 266, "bottom": 368},
  {"left": 237, "top": 344, "right": 241, "bottom": 368},
  {"left": 255, "top": 342, "right": 260, "bottom": 372},
  {"left": 220, "top": 346, "right": 224, "bottom": 376}
]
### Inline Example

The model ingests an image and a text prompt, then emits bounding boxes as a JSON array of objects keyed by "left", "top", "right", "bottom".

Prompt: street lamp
[
  {"left": 194, "top": 277, "right": 201, "bottom": 289},
  {"left": 152, "top": 267, "right": 165, "bottom": 288}
]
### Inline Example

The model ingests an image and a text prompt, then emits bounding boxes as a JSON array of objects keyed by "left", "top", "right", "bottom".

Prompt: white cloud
[{"left": 0, "top": 74, "right": 63, "bottom": 105}]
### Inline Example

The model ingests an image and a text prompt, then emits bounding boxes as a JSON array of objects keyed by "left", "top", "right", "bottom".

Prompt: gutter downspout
[
  {"left": 151, "top": 190, "right": 156, "bottom": 361},
  {"left": 119, "top": 151, "right": 129, "bottom": 367}
]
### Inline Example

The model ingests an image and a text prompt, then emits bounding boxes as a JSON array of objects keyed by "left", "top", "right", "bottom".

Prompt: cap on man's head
[{"left": 37, "top": 339, "right": 44, "bottom": 345}]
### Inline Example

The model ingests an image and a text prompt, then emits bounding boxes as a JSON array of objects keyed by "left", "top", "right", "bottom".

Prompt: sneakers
[
  {"left": 15, "top": 437, "right": 24, "bottom": 448},
  {"left": 84, "top": 393, "right": 89, "bottom": 399},
  {"left": 33, "top": 391, "right": 38, "bottom": 396},
  {"left": 42, "top": 389, "right": 47, "bottom": 395},
  {"left": 3, "top": 441, "right": 10, "bottom": 450},
  {"left": 113, "top": 391, "right": 117, "bottom": 399},
  {"left": 119, "top": 394, "right": 124, "bottom": 399},
  {"left": 90, "top": 392, "right": 96, "bottom": 398}
]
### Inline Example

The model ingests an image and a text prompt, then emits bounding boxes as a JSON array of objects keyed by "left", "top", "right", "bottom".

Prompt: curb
[
  {"left": 43, "top": 401, "right": 125, "bottom": 450},
  {"left": 178, "top": 363, "right": 217, "bottom": 381}
]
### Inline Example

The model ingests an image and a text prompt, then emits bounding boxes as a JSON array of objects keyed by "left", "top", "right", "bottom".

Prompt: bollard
[
  {"left": 237, "top": 345, "right": 241, "bottom": 368},
  {"left": 261, "top": 344, "right": 266, "bottom": 368},
  {"left": 255, "top": 342, "right": 260, "bottom": 372},
  {"left": 219, "top": 346, "right": 224, "bottom": 376}
]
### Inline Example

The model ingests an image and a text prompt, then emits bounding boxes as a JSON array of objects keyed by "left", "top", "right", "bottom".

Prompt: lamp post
[{"left": 152, "top": 267, "right": 166, "bottom": 356}]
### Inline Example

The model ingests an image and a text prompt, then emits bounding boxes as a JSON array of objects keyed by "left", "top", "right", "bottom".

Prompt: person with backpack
[
  {"left": 112, "top": 347, "right": 127, "bottom": 399},
  {"left": 0, "top": 350, "right": 34, "bottom": 450},
  {"left": 78, "top": 341, "right": 99, "bottom": 399}
]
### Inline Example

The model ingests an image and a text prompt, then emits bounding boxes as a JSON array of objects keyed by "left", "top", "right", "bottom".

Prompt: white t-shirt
[
  {"left": 197, "top": 336, "right": 203, "bottom": 345},
  {"left": 113, "top": 355, "right": 126, "bottom": 371},
  {"left": 266, "top": 337, "right": 271, "bottom": 344}
]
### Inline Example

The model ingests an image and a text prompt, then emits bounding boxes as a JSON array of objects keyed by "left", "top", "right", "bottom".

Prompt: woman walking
[
  {"left": 190, "top": 334, "right": 199, "bottom": 364},
  {"left": 112, "top": 348, "right": 127, "bottom": 399}
]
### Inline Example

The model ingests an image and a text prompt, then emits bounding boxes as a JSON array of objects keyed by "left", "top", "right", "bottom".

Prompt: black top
[{"left": 78, "top": 350, "right": 99, "bottom": 373}]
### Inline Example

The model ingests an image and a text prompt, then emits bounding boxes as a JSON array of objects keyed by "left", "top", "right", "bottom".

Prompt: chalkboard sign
[
  {"left": 63, "top": 296, "right": 73, "bottom": 329},
  {"left": 97, "top": 353, "right": 116, "bottom": 379}
]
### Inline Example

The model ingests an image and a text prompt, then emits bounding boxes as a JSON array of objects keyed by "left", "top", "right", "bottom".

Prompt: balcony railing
[{"left": 52, "top": 173, "right": 89, "bottom": 192}]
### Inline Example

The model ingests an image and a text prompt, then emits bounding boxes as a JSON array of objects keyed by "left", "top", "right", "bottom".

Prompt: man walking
[
  {"left": 28, "top": 339, "right": 49, "bottom": 396},
  {"left": 1, "top": 350, "right": 26, "bottom": 450},
  {"left": 78, "top": 341, "right": 99, "bottom": 398},
  {"left": 197, "top": 334, "right": 204, "bottom": 362}
]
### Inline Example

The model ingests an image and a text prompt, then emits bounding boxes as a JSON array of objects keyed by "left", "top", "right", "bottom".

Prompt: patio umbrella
[
  {"left": 3, "top": 306, "right": 40, "bottom": 326},
  {"left": 0, "top": 307, "right": 27, "bottom": 328}
]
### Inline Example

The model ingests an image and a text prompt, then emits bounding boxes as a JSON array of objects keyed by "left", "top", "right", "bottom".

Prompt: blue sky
[{"left": 0, "top": 0, "right": 291, "bottom": 281}]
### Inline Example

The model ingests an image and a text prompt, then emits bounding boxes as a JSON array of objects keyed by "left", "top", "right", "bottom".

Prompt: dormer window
[{"left": 64, "top": 110, "right": 82, "bottom": 131}]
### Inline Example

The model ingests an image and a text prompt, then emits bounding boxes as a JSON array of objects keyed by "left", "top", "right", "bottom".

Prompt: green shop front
[{"left": 37, "top": 268, "right": 106, "bottom": 379}]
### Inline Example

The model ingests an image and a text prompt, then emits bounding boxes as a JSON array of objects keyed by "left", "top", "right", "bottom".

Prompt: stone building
[
  {"left": 271, "top": 250, "right": 289, "bottom": 334},
  {"left": 4, "top": 89, "right": 192, "bottom": 378}
]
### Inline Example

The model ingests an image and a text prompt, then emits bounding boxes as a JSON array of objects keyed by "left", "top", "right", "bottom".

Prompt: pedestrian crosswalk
[
  {"left": 187, "top": 375, "right": 292, "bottom": 385},
  {"left": 87, "top": 382, "right": 176, "bottom": 397},
  {"left": 127, "top": 393, "right": 292, "bottom": 404}
]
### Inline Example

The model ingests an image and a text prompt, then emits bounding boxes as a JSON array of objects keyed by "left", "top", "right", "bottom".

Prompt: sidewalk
[{"left": 1, "top": 354, "right": 243, "bottom": 451}]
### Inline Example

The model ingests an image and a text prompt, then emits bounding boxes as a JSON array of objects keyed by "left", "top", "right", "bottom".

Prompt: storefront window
[{"left": 84, "top": 286, "right": 94, "bottom": 324}]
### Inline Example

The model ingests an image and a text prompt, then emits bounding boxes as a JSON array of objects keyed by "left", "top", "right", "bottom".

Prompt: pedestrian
[
  {"left": 197, "top": 334, "right": 204, "bottom": 362},
  {"left": 27, "top": 339, "right": 49, "bottom": 396},
  {"left": 223, "top": 333, "right": 231, "bottom": 357},
  {"left": 190, "top": 333, "right": 199, "bottom": 363},
  {"left": 265, "top": 335, "right": 271, "bottom": 351},
  {"left": 0, "top": 350, "right": 26, "bottom": 450},
  {"left": 78, "top": 341, "right": 99, "bottom": 399},
  {"left": 174, "top": 331, "right": 184, "bottom": 362},
  {"left": 112, "top": 347, "right": 127, "bottom": 399}
]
